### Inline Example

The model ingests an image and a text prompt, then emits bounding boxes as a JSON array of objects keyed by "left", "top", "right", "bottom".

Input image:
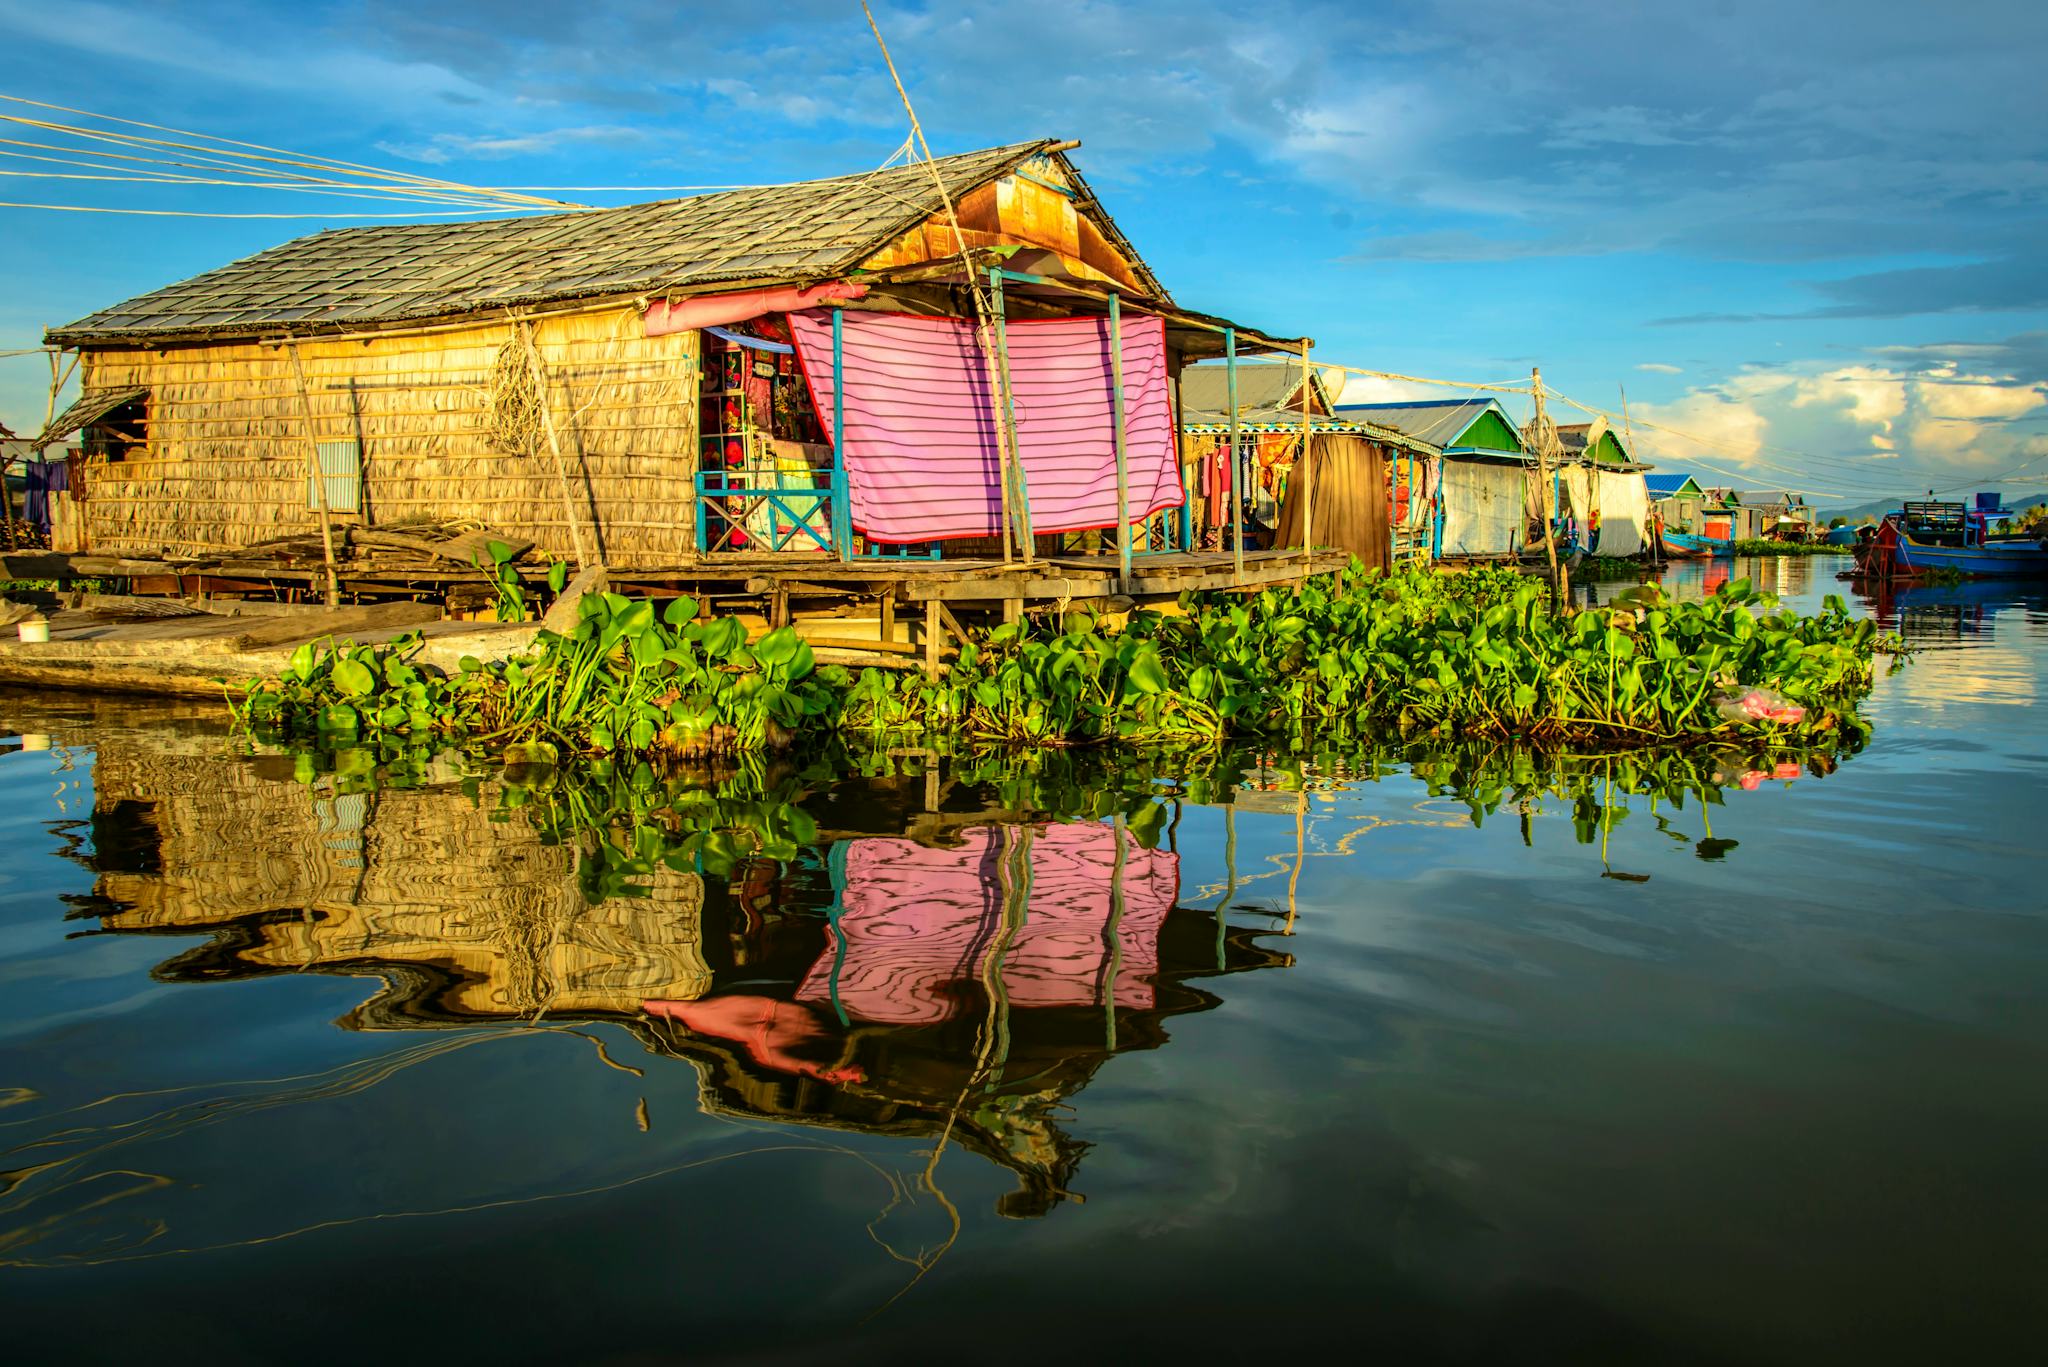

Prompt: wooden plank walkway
[{"left": 0, "top": 548, "right": 1351, "bottom": 700}]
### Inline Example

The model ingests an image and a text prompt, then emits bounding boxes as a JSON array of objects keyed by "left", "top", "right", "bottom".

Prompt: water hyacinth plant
[
  {"left": 231, "top": 591, "right": 836, "bottom": 759},
  {"left": 229, "top": 564, "right": 1896, "bottom": 758}
]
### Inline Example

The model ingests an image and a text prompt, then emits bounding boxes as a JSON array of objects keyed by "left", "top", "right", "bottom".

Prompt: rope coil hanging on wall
[{"left": 485, "top": 337, "right": 544, "bottom": 456}]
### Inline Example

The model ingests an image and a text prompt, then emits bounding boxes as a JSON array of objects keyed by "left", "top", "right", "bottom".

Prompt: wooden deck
[
  {"left": 0, "top": 549, "right": 1349, "bottom": 700},
  {"left": 2, "top": 546, "right": 1344, "bottom": 605}
]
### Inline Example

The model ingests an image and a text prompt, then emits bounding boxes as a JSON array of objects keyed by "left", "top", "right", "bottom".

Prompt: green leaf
[
  {"left": 316, "top": 703, "right": 359, "bottom": 732},
  {"left": 753, "top": 625, "right": 799, "bottom": 667},
  {"left": 546, "top": 559, "right": 570, "bottom": 593},
  {"left": 331, "top": 658, "right": 376, "bottom": 696},
  {"left": 1126, "top": 648, "right": 1168, "bottom": 696},
  {"left": 662, "top": 594, "right": 699, "bottom": 628}
]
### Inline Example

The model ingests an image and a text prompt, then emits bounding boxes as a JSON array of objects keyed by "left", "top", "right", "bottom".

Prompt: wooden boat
[
  {"left": 1864, "top": 500, "right": 2048, "bottom": 580},
  {"left": 1660, "top": 528, "right": 1730, "bottom": 558}
]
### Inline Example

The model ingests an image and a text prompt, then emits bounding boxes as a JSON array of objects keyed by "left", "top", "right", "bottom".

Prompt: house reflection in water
[{"left": 79, "top": 739, "right": 1290, "bottom": 1217}]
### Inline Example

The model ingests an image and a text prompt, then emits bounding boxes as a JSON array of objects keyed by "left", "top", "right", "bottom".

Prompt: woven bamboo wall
[
  {"left": 92, "top": 742, "right": 712, "bottom": 1019},
  {"left": 76, "top": 304, "right": 700, "bottom": 566}
]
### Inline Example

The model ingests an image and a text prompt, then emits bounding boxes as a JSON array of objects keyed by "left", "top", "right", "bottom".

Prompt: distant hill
[{"left": 1819, "top": 490, "right": 2048, "bottom": 524}]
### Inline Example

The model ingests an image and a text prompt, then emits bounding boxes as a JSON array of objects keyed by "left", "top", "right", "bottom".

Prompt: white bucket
[{"left": 16, "top": 618, "right": 49, "bottom": 644}]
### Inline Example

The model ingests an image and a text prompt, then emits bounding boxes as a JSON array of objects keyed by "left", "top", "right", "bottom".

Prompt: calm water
[{"left": 3, "top": 555, "right": 2044, "bottom": 1365}]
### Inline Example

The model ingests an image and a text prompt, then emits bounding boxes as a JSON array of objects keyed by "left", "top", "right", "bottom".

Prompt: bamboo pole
[
  {"left": 1626, "top": 381, "right": 1660, "bottom": 568},
  {"left": 516, "top": 319, "right": 595, "bottom": 570},
  {"left": 859, "top": 2, "right": 1022, "bottom": 568},
  {"left": 284, "top": 340, "right": 341, "bottom": 609},
  {"left": 1109, "top": 291, "right": 1131, "bottom": 588},
  {"left": 989, "top": 268, "right": 1033, "bottom": 562},
  {"left": 13, "top": 350, "right": 81, "bottom": 550},
  {"left": 831, "top": 307, "right": 852, "bottom": 561},
  {"left": 1226, "top": 327, "right": 1243, "bottom": 586},
  {"left": 1104, "top": 811, "right": 1126, "bottom": 1051},
  {"left": 1298, "top": 339, "right": 1314, "bottom": 583},
  {"left": 1530, "top": 366, "right": 1568, "bottom": 610},
  {"left": 1286, "top": 784, "right": 1305, "bottom": 936}
]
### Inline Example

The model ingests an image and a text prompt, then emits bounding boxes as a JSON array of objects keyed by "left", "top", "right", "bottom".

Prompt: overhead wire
[
  {"left": 0, "top": 132, "right": 543, "bottom": 210},
  {"left": 0, "top": 166, "right": 532, "bottom": 208},
  {"left": 0, "top": 199, "right": 543, "bottom": 219},
  {"left": 1541, "top": 385, "right": 1884, "bottom": 498},
  {"left": 0, "top": 92, "right": 586, "bottom": 210}
]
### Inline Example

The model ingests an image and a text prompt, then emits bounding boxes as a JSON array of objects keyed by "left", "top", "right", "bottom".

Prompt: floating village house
[
  {"left": 1554, "top": 422, "right": 1653, "bottom": 556},
  {"left": 35, "top": 139, "right": 1316, "bottom": 609},
  {"left": 1173, "top": 361, "right": 1441, "bottom": 568},
  {"left": 1649, "top": 484, "right": 1812, "bottom": 544},
  {"left": 1318, "top": 400, "right": 1654, "bottom": 560},
  {"left": 1336, "top": 398, "right": 1527, "bottom": 557},
  {"left": 1646, "top": 472, "right": 1708, "bottom": 534}
]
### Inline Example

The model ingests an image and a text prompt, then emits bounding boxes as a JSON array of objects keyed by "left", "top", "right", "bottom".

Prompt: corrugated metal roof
[
  {"left": 1177, "top": 361, "right": 1309, "bottom": 420},
  {"left": 48, "top": 140, "right": 1146, "bottom": 345},
  {"left": 1335, "top": 398, "right": 1503, "bottom": 449},
  {"left": 1645, "top": 474, "right": 1700, "bottom": 495}
]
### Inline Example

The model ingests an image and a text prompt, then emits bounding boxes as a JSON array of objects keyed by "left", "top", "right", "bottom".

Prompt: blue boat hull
[
  {"left": 1661, "top": 529, "right": 1732, "bottom": 557},
  {"left": 1894, "top": 535, "right": 2048, "bottom": 578}
]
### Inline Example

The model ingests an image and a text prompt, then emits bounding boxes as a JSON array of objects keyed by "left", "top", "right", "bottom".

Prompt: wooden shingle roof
[{"left": 49, "top": 139, "right": 1137, "bottom": 345}]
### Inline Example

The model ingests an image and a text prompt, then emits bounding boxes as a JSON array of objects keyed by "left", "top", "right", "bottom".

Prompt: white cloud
[
  {"left": 376, "top": 126, "right": 648, "bottom": 165},
  {"left": 1630, "top": 360, "right": 2048, "bottom": 491},
  {"left": 1789, "top": 365, "right": 1907, "bottom": 432},
  {"left": 1916, "top": 373, "right": 2046, "bottom": 422},
  {"left": 1636, "top": 362, "right": 1683, "bottom": 374}
]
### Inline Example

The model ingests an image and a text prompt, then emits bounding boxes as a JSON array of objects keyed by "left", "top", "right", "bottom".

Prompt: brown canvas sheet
[{"left": 1275, "top": 434, "right": 1389, "bottom": 571}]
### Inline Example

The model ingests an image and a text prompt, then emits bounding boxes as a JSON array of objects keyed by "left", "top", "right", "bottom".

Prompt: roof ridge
[
  {"left": 47, "top": 138, "right": 1092, "bottom": 345},
  {"left": 1337, "top": 398, "right": 1489, "bottom": 410}
]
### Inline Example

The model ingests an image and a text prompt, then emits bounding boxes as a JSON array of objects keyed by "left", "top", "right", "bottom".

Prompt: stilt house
[
  {"left": 1554, "top": 422, "right": 1654, "bottom": 556},
  {"left": 38, "top": 140, "right": 1304, "bottom": 586},
  {"left": 1176, "top": 361, "right": 1440, "bottom": 567},
  {"left": 1338, "top": 398, "right": 1529, "bottom": 557}
]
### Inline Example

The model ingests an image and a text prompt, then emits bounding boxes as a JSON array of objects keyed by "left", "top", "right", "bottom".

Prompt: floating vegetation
[
  {"left": 1726, "top": 539, "right": 1843, "bottom": 556},
  {"left": 1572, "top": 554, "right": 1657, "bottom": 582},
  {"left": 840, "top": 567, "right": 1890, "bottom": 748},
  {"left": 230, "top": 591, "right": 835, "bottom": 759},
  {"left": 228, "top": 566, "right": 1898, "bottom": 759}
]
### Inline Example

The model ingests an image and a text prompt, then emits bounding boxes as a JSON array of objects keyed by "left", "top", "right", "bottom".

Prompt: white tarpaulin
[
  {"left": 1560, "top": 466, "right": 1651, "bottom": 557},
  {"left": 1439, "top": 456, "right": 1529, "bottom": 555}
]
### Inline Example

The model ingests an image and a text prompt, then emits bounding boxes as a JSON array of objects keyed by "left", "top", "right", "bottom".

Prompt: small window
[
  {"left": 83, "top": 398, "right": 148, "bottom": 462},
  {"left": 307, "top": 440, "right": 362, "bottom": 514}
]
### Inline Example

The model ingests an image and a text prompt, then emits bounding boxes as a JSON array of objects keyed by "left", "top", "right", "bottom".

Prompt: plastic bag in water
[{"left": 1713, "top": 686, "right": 1807, "bottom": 726}]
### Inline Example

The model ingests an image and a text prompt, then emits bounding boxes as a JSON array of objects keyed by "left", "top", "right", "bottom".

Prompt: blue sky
[{"left": 3, "top": 0, "right": 2046, "bottom": 506}]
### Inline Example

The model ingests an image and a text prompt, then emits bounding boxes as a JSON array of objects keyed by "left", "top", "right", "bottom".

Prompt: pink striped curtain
[
  {"left": 787, "top": 308, "right": 1183, "bottom": 544},
  {"left": 796, "top": 823, "right": 1178, "bottom": 1025}
]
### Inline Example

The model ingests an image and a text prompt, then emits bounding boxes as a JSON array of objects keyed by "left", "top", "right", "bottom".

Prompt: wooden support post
[
  {"left": 1529, "top": 366, "right": 1569, "bottom": 610},
  {"left": 1003, "top": 597, "right": 1022, "bottom": 625},
  {"left": 924, "top": 599, "right": 941, "bottom": 678},
  {"left": 989, "top": 268, "right": 1033, "bottom": 563},
  {"left": 284, "top": 341, "right": 342, "bottom": 610},
  {"left": 1109, "top": 291, "right": 1132, "bottom": 589},
  {"left": 831, "top": 308, "right": 853, "bottom": 562},
  {"left": 936, "top": 600, "right": 969, "bottom": 651},
  {"left": 770, "top": 587, "right": 789, "bottom": 629},
  {"left": 1298, "top": 339, "right": 1315, "bottom": 584},
  {"left": 1226, "top": 327, "right": 1244, "bottom": 586},
  {"left": 879, "top": 587, "right": 896, "bottom": 645},
  {"left": 516, "top": 319, "right": 596, "bottom": 571}
]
